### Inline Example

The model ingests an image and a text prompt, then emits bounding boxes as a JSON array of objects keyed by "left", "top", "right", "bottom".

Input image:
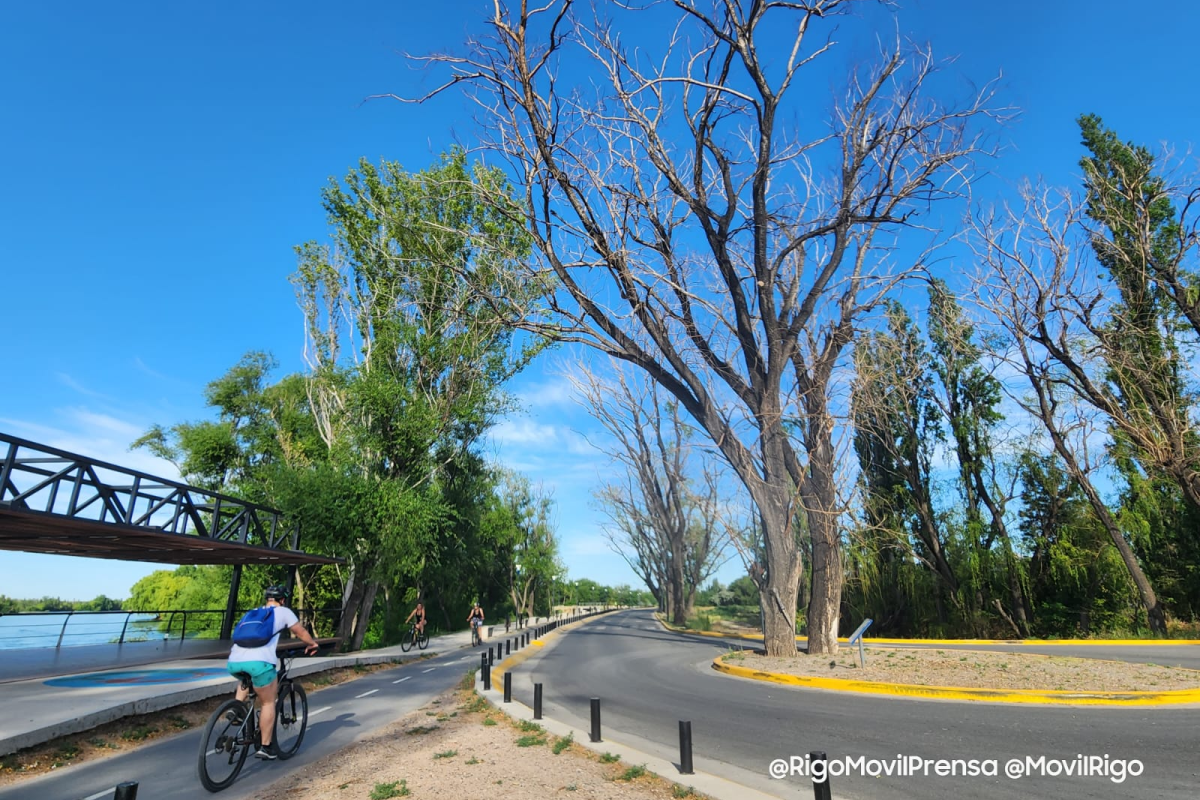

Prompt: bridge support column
[{"left": 220, "top": 564, "right": 243, "bottom": 640}]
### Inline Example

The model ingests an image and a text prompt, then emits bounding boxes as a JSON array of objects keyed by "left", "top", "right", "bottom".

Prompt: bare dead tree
[
  {"left": 577, "top": 363, "right": 730, "bottom": 625},
  {"left": 597, "top": 477, "right": 669, "bottom": 612},
  {"left": 400, "top": 0, "right": 999, "bottom": 655},
  {"left": 972, "top": 184, "right": 1168, "bottom": 634}
]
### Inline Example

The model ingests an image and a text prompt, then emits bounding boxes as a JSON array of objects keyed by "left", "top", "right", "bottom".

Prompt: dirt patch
[
  {"left": 0, "top": 655, "right": 433, "bottom": 787},
  {"left": 251, "top": 687, "right": 707, "bottom": 800},
  {"left": 721, "top": 648, "right": 1200, "bottom": 692}
]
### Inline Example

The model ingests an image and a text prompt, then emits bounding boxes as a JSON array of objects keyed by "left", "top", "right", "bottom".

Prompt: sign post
[{"left": 848, "top": 618, "right": 873, "bottom": 670}]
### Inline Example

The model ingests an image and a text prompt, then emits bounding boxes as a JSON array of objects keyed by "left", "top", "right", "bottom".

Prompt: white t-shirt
[{"left": 228, "top": 605, "right": 299, "bottom": 668}]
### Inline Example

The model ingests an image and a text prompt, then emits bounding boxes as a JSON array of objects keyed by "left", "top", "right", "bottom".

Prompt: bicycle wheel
[
  {"left": 274, "top": 681, "right": 308, "bottom": 760},
  {"left": 418, "top": 628, "right": 429, "bottom": 650},
  {"left": 198, "top": 699, "right": 251, "bottom": 792},
  {"left": 400, "top": 627, "right": 414, "bottom": 653},
  {"left": 471, "top": 626, "right": 479, "bottom": 647}
]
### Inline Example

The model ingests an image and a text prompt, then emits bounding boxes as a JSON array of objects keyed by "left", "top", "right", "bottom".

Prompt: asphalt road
[
  {"left": 0, "top": 644, "right": 486, "bottom": 800},
  {"left": 513, "top": 609, "right": 1200, "bottom": 800}
]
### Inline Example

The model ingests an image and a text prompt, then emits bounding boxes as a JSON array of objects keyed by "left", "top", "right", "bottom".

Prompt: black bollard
[
  {"left": 534, "top": 683, "right": 543, "bottom": 719},
  {"left": 679, "top": 721, "right": 693, "bottom": 774},
  {"left": 114, "top": 783, "right": 139, "bottom": 800},
  {"left": 483, "top": 662, "right": 491, "bottom": 691},
  {"left": 481, "top": 653, "right": 487, "bottom": 671},
  {"left": 506, "top": 639, "right": 511, "bottom": 656},
  {"left": 503, "top": 671, "right": 512, "bottom": 702},
  {"left": 488, "top": 646, "right": 494, "bottom": 665},
  {"left": 589, "top": 697, "right": 602, "bottom": 742},
  {"left": 811, "top": 751, "right": 831, "bottom": 800}
]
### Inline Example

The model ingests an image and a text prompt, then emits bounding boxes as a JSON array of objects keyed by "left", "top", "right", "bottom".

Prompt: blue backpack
[{"left": 232, "top": 606, "right": 278, "bottom": 647}]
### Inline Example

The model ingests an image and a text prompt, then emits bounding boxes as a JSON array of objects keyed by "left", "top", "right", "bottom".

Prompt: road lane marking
[
  {"left": 84, "top": 789, "right": 115, "bottom": 800},
  {"left": 356, "top": 689, "right": 379, "bottom": 698},
  {"left": 310, "top": 706, "right": 332, "bottom": 717},
  {"left": 393, "top": 676, "right": 411, "bottom": 684},
  {"left": 422, "top": 667, "right": 435, "bottom": 673}
]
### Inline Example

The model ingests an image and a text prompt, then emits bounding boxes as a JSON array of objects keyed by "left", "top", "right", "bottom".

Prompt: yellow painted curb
[
  {"left": 711, "top": 656, "right": 1200, "bottom": 706},
  {"left": 488, "top": 618, "right": 598, "bottom": 682},
  {"left": 655, "top": 614, "right": 1200, "bottom": 647}
]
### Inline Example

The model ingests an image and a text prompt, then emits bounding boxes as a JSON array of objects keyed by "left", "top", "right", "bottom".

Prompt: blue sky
[{"left": 2, "top": 1, "right": 1198, "bottom": 600}]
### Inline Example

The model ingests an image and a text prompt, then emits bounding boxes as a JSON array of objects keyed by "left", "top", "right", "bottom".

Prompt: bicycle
[
  {"left": 197, "top": 654, "right": 309, "bottom": 792},
  {"left": 471, "top": 621, "right": 482, "bottom": 647},
  {"left": 400, "top": 620, "right": 429, "bottom": 652}
]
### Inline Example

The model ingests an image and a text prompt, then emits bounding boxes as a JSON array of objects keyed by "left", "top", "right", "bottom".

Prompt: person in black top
[
  {"left": 467, "top": 602, "right": 485, "bottom": 642},
  {"left": 404, "top": 601, "right": 427, "bottom": 637}
]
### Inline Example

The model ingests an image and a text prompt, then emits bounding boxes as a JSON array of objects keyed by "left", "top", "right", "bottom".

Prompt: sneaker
[
  {"left": 254, "top": 744, "right": 278, "bottom": 760},
  {"left": 224, "top": 707, "right": 245, "bottom": 724}
]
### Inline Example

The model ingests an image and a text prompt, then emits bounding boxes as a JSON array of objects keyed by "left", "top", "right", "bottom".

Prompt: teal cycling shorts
[{"left": 228, "top": 660, "right": 277, "bottom": 688}]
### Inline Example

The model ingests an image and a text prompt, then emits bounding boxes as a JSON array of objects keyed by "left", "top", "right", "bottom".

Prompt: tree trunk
[
  {"left": 803, "top": 403, "right": 843, "bottom": 656},
  {"left": 337, "top": 570, "right": 364, "bottom": 645},
  {"left": 669, "top": 555, "right": 688, "bottom": 625},
  {"left": 758, "top": 493, "right": 804, "bottom": 657},
  {"left": 350, "top": 581, "right": 380, "bottom": 651}
]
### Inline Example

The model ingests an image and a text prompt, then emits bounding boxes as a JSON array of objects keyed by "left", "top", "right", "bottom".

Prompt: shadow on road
[{"left": 300, "top": 712, "right": 361, "bottom": 750}]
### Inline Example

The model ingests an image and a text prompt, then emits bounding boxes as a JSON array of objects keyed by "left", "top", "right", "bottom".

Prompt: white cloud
[
  {"left": 55, "top": 372, "right": 112, "bottom": 400},
  {"left": 490, "top": 419, "right": 561, "bottom": 447},
  {"left": 517, "top": 377, "right": 578, "bottom": 410},
  {"left": 1, "top": 411, "right": 179, "bottom": 481},
  {"left": 65, "top": 408, "right": 146, "bottom": 440}
]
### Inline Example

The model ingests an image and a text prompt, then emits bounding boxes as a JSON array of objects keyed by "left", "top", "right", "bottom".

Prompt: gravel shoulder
[
  {"left": 251, "top": 685, "right": 708, "bottom": 800},
  {"left": 722, "top": 647, "right": 1200, "bottom": 691}
]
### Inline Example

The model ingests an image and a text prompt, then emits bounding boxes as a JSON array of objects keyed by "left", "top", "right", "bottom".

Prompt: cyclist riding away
[
  {"left": 227, "top": 585, "right": 319, "bottom": 760},
  {"left": 404, "top": 601, "right": 427, "bottom": 638},
  {"left": 467, "top": 602, "right": 484, "bottom": 643}
]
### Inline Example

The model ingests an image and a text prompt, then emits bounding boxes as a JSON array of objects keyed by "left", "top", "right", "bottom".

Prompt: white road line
[
  {"left": 422, "top": 667, "right": 436, "bottom": 673},
  {"left": 84, "top": 789, "right": 115, "bottom": 800},
  {"left": 310, "top": 706, "right": 332, "bottom": 717},
  {"left": 356, "top": 689, "right": 379, "bottom": 698},
  {"left": 393, "top": 676, "right": 411, "bottom": 684}
]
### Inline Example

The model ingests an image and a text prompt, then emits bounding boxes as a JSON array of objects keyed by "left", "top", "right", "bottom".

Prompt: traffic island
[
  {"left": 255, "top": 685, "right": 712, "bottom": 800},
  {"left": 712, "top": 648, "right": 1200, "bottom": 706}
]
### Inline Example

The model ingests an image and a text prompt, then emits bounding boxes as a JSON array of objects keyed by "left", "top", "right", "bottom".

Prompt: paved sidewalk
[{"left": 0, "top": 627, "right": 496, "bottom": 756}]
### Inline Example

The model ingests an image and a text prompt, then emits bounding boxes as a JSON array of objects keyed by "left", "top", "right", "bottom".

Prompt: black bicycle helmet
[{"left": 264, "top": 584, "right": 289, "bottom": 602}]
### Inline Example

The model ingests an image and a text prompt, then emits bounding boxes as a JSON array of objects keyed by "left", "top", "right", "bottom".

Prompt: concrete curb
[
  {"left": 711, "top": 655, "right": 1200, "bottom": 707},
  {"left": 476, "top": 611, "right": 821, "bottom": 800}
]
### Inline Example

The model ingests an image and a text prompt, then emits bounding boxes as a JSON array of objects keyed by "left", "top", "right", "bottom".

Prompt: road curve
[{"left": 513, "top": 609, "right": 1200, "bottom": 800}]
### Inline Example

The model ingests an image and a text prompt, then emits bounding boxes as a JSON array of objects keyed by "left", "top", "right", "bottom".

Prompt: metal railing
[{"left": 0, "top": 607, "right": 342, "bottom": 649}]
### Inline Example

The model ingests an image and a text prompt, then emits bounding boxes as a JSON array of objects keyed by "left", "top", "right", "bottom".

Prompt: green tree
[
  {"left": 133, "top": 352, "right": 285, "bottom": 492},
  {"left": 287, "top": 150, "right": 541, "bottom": 649},
  {"left": 852, "top": 302, "right": 958, "bottom": 618},
  {"left": 928, "top": 281, "right": 1029, "bottom": 636}
]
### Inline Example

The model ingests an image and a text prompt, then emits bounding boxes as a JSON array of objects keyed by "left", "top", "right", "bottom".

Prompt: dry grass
[
  {"left": 723, "top": 647, "right": 1200, "bottom": 692},
  {"left": 251, "top": 688, "right": 707, "bottom": 800}
]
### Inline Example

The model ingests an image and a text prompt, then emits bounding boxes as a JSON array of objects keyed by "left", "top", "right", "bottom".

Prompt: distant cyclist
[
  {"left": 227, "top": 585, "right": 319, "bottom": 760},
  {"left": 467, "top": 602, "right": 485, "bottom": 642},
  {"left": 404, "top": 601, "right": 427, "bottom": 638}
]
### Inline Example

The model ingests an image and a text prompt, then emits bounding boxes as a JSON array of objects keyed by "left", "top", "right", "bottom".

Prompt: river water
[{"left": 0, "top": 613, "right": 164, "bottom": 649}]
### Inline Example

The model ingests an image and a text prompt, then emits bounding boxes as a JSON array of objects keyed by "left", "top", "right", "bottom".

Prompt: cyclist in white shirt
[{"left": 227, "top": 585, "right": 319, "bottom": 759}]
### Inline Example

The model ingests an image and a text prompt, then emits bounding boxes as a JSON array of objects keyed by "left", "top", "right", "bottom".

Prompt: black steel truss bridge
[{"left": 0, "top": 432, "right": 340, "bottom": 566}]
